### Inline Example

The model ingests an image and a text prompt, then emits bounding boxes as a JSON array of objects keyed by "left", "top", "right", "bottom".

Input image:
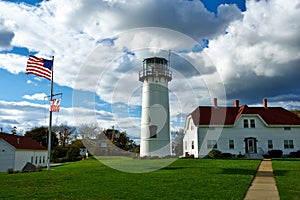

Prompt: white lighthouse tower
[{"left": 139, "top": 57, "right": 172, "bottom": 157}]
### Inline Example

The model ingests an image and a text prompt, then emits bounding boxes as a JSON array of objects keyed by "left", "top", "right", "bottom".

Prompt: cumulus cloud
[
  {"left": 0, "top": 18, "right": 15, "bottom": 50},
  {"left": 204, "top": 0, "right": 300, "bottom": 104},
  {"left": 0, "top": 53, "right": 27, "bottom": 74},
  {"left": 0, "top": 0, "right": 242, "bottom": 85},
  {"left": 23, "top": 93, "right": 48, "bottom": 101}
]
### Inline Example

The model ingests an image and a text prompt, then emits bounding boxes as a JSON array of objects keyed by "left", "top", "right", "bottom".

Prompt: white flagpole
[{"left": 47, "top": 56, "right": 54, "bottom": 170}]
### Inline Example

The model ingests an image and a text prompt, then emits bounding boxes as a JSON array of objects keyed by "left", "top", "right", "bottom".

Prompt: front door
[{"left": 245, "top": 137, "right": 257, "bottom": 154}]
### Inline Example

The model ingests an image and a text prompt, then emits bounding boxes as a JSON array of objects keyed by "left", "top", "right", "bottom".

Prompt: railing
[{"left": 139, "top": 67, "right": 172, "bottom": 81}]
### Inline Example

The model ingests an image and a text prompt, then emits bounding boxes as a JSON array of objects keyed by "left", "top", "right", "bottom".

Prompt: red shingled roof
[
  {"left": 191, "top": 105, "right": 300, "bottom": 126},
  {"left": 0, "top": 132, "right": 47, "bottom": 150}
]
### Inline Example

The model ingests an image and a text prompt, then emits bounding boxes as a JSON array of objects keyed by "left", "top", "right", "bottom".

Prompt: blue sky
[{"left": 0, "top": 0, "right": 300, "bottom": 137}]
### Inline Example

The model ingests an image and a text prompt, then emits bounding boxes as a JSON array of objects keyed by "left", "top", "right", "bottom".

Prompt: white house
[
  {"left": 183, "top": 99, "right": 300, "bottom": 158},
  {"left": 0, "top": 132, "right": 47, "bottom": 172}
]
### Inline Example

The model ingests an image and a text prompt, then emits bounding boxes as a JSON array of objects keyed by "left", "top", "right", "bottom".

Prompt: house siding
[
  {"left": 0, "top": 139, "right": 15, "bottom": 172},
  {"left": 14, "top": 150, "right": 47, "bottom": 171}
]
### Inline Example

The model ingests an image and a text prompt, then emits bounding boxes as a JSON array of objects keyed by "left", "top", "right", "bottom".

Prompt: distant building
[
  {"left": 0, "top": 132, "right": 47, "bottom": 172},
  {"left": 183, "top": 99, "right": 300, "bottom": 158}
]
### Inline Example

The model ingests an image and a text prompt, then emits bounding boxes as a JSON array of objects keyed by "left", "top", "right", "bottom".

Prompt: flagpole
[{"left": 47, "top": 56, "right": 54, "bottom": 171}]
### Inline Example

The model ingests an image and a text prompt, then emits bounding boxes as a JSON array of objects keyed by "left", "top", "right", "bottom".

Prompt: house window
[
  {"left": 43, "top": 156, "right": 45, "bottom": 163},
  {"left": 229, "top": 140, "right": 234, "bottom": 149},
  {"left": 250, "top": 119, "right": 255, "bottom": 128},
  {"left": 35, "top": 156, "right": 38, "bottom": 165},
  {"left": 268, "top": 140, "right": 273, "bottom": 149},
  {"left": 191, "top": 141, "right": 194, "bottom": 149},
  {"left": 284, "top": 140, "right": 294, "bottom": 149},
  {"left": 31, "top": 156, "right": 33, "bottom": 163},
  {"left": 207, "top": 140, "right": 217, "bottom": 149},
  {"left": 39, "top": 156, "right": 42, "bottom": 164},
  {"left": 284, "top": 127, "right": 291, "bottom": 131},
  {"left": 243, "top": 119, "right": 249, "bottom": 128},
  {"left": 244, "top": 119, "right": 255, "bottom": 128}
]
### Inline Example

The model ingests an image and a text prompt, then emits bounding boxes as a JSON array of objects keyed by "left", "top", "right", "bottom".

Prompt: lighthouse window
[{"left": 149, "top": 125, "right": 158, "bottom": 138}]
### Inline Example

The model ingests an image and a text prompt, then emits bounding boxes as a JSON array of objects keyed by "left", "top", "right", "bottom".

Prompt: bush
[
  {"left": 289, "top": 150, "right": 300, "bottom": 158},
  {"left": 268, "top": 150, "right": 283, "bottom": 158},
  {"left": 183, "top": 153, "right": 194, "bottom": 158},
  {"left": 263, "top": 154, "right": 271, "bottom": 158},
  {"left": 208, "top": 150, "right": 222, "bottom": 158},
  {"left": 237, "top": 153, "right": 244, "bottom": 158},
  {"left": 150, "top": 156, "right": 160, "bottom": 160},
  {"left": 140, "top": 156, "right": 150, "bottom": 160},
  {"left": 51, "top": 146, "right": 68, "bottom": 162},
  {"left": 7, "top": 168, "right": 14, "bottom": 174},
  {"left": 222, "top": 153, "right": 232, "bottom": 158},
  {"left": 66, "top": 146, "right": 80, "bottom": 161},
  {"left": 36, "top": 165, "right": 43, "bottom": 172}
]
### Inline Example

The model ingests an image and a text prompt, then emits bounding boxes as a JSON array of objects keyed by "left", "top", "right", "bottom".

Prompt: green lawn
[
  {"left": 273, "top": 159, "right": 300, "bottom": 200},
  {"left": 0, "top": 158, "right": 261, "bottom": 200}
]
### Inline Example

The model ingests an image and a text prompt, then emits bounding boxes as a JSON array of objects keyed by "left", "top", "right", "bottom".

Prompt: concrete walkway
[{"left": 244, "top": 159, "right": 280, "bottom": 200}]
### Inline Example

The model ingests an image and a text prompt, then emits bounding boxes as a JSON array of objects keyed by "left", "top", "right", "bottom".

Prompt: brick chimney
[
  {"left": 213, "top": 98, "right": 217, "bottom": 108},
  {"left": 234, "top": 99, "right": 239, "bottom": 108},
  {"left": 263, "top": 98, "right": 267, "bottom": 108}
]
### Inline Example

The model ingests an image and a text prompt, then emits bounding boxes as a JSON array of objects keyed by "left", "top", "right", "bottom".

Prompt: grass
[
  {"left": 272, "top": 159, "right": 300, "bottom": 200},
  {"left": 0, "top": 157, "right": 261, "bottom": 200}
]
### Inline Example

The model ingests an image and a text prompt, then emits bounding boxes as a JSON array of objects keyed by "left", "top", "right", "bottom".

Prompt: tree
[
  {"left": 66, "top": 146, "right": 80, "bottom": 161},
  {"left": 25, "top": 126, "right": 59, "bottom": 148},
  {"left": 77, "top": 123, "right": 102, "bottom": 139},
  {"left": 11, "top": 126, "right": 17, "bottom": 135},
  {"left": 71, "top": 139, "right": 85, "bottom": 148},
  {"left": 53, "top": 124, "right": 76, "bottom": 147},
  {"left": 172, "top": 129, "right": 184, "bottom": 157},
  {"left": 102, "top": 128, "right": 137, "bottom": 151}
]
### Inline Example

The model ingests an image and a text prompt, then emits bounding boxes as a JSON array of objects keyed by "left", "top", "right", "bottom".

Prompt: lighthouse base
[{"left": 140, "top": 140, "right": 171, "bottom": 157}]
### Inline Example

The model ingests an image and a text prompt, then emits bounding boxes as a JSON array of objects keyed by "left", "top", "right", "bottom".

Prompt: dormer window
[
  {"left": 250, "top": 119, "right": 255, "bottom": 128},
  {"left": 244, "top": 119, "right": 255, "bottom": 128},
  {"left": 243, "top": 119, "right": 249, "bottom": 128}
]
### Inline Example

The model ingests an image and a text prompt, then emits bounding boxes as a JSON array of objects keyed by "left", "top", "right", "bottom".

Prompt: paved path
[{"left": 244, "top": 159, "right": 280, "bottom": 200}]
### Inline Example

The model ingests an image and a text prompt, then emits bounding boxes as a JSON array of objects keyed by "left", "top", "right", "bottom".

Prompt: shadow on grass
[
  {"left": 272, "top": 158, "right": 300, "bottom": 162},
  {"left": 161, "top": 166, "right": 187, "bottom": 171},
  {"left": 219, "top": 168, "right": 257, "bottom": 175},
  {"left": 273, "top": 170, "right": 289, "bottom": 176}
]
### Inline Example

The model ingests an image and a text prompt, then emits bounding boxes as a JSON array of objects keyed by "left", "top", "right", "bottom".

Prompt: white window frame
[
  {"left": 284, "top": 140, "right": 294, "bottom": 149},
  {"left": 268, "top": 140, "right": 273, "bottom": 149},
  {"left": 229, "top": 140, "right": 234, "bottom": 149}
]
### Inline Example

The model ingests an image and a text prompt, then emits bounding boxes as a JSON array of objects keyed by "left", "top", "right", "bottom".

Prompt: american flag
[
  {"left": 50, "top": 98, "right": 61, "bottom": 112},
  {"left": 26, "top": 56, "right": 53, "bottom": 80}
]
